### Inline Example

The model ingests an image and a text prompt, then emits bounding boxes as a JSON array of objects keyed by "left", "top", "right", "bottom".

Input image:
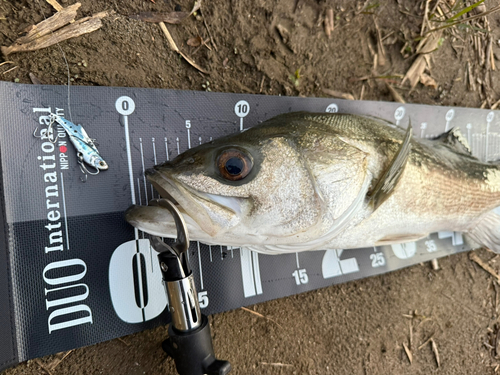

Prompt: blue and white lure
[{"left": 34, "top": 114, "right": 108, "bottom": 181}]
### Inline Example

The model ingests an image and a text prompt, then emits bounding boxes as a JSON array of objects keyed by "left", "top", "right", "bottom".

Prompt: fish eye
[{"left": 217, "top": 149, "right": 252, "bottom": 181}]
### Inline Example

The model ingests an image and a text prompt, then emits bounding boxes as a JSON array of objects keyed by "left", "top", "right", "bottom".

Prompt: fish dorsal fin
[
  {"left": 433, "top": 127, "right": 471, "bottom": 155},
  {"left": 369, "top": 123, "right": 413, "bottom": 210}
]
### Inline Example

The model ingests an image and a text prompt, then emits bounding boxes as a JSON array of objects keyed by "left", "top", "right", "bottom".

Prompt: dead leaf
[
  {"left": 402, "top": 31, "right": 442, "bottom": 90},
  {"left": 420, "top": 73, "right": 437, "bottom": 89},
  {"left": 187, "top": 35, "right": 202, "bottom": 47}
]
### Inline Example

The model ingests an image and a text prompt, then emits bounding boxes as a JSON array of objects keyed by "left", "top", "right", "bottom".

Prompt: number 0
[{"left": 115, "top": 96, "right": 135, "bottom": 116}]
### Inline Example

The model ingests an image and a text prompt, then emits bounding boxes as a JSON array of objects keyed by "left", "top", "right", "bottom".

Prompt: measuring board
[{"left": 0, "top": 81, "right": 498, "bottom": 370}]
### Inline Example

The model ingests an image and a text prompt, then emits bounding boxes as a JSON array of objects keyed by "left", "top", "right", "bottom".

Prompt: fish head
[
  {"left": 90, "top": 154, "right": 108, "bottom": 171},
  {"left": 126, "top": 122, "right": 326, "bottom": 248}
]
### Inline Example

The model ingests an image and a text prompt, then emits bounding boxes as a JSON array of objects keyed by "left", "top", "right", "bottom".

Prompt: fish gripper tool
[{"left": 147, "top": 198, "right": 231, "bottom": 375}]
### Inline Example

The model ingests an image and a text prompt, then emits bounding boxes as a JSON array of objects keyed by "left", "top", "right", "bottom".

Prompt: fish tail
[{"left": 466, "top": 210, "right": 500, "bottom": 253}]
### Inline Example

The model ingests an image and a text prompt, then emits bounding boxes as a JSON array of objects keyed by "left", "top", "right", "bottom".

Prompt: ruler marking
[
  {"left": 252, "top": 251, "right": 263, "bottom": 295},
  {"left": 139, "top": 138, "right": 148, "bottom": 204},
  {"left": 240, "top": 248, "right": 256, "bottom": 297},
  {"left": 165, "top": 137, "right": 169, "bottom": 161},
  {"left": 197, "top": 242, "right": 204, "bottom": 290}
]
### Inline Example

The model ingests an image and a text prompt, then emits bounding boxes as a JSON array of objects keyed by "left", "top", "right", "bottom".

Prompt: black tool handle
[{"left": 162, "top": 315, "right": 231, "bottom": 375}]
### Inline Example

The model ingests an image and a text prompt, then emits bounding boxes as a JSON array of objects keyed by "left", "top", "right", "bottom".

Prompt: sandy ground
[{"left": 1, "top": 0, "right": 500, "bottom": 374}]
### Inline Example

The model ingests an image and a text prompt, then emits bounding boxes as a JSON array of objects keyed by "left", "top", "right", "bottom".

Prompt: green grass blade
[{"left": 447, "top": 0, "right": 485, "bottom": 23}]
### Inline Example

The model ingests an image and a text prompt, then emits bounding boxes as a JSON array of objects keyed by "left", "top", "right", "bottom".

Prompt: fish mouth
[{"left": 126, "top": 167, "right": 243, "bottom": 239}]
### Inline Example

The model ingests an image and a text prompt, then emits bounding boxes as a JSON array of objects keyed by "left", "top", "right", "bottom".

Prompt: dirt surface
[{"left": 1, "top": 0, "right": 500, "bottom": 374}]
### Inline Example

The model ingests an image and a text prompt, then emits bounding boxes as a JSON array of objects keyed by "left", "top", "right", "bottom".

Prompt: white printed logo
[
  {"left": 391, "top": 242, "right": 416, "bottom": 259},
  {"left": 322, "top": 249, "right": 359, "bottom": 279},
  {"left": 109, "top": 239, "right": 167, "bottom": 323}
]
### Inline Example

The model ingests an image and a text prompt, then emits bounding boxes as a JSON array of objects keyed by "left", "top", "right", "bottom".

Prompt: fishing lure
[{"left": 34, "top": 113, "right": 108, "bottom": 181}]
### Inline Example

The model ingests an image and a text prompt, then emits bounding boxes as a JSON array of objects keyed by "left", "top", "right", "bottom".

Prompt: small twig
[
  {"left": 327, "top": 8, "right": 334, "bottom": 33},
  {"left": 418, "top": 335, "right": 434, "bottom": 350},
  {"left": 402, "top": 342, "right": 413, "bottom": 364},
  {"left": 159, "top": 22, "right": 178, "bottom": 51},
  {"left": 429, "top": 0, "right": 443, "bottom": 19},
  {"left": 53, "top": 350, "right": 73, "bottom": 370},
  {"left": 117, "top": 337, "right": 131, "bottom": 347},
  {"left": 431, "top": 339, "right": 440, "bottom": 368},
  {"left": 490, "top": 36, "right": 496, "bottom": 71},
  {"left": 491, "top": 98, "right": 500, "bottom": 110},
  {"left": 431, "top": 258, "right": 440, "bottom": 270},
  {"left": 409, "top": 314, "right": 413, "bottom": 350},
  {"left": 381, "top": 30, "right": 395, "bottom": 42},
  {"left": 495, "top": 326, "right": 500, "bottom": 356},
  {"left": 469, "top": 252, "right": 500, "bottom": 283},
  {"left": 202, "top": 14, "right": 218, "bottom": 51},
  {"left": 373, "top": 17, "right": 386, "bottom": 66},
  {"left": 421, "top": 0, "right": 430, "bottom": 36},
  {"left": 158, "top": 22, "right": 209, "bottom": 74},
  {"left": 15, "top": 2, "right": 81, "bottom": 45},
  {"left": 485, "top": 341, "right": 495, "bottom": 350},
  {"left": 2, "top": 65, "right": 18, "bottom": 75},
  {"left": 386, "top": 83, "right": 405, "bottom": 103},
  {"left": 0, "top": 61, "right": 14, "bottom": 67},
  {"left": 241, "top": 306, "right": 283, "bottom": 329},
  {"left": 324, "top": 11, "right": 332, "bottom": 39},
  {"left": 2, "top": 9, "right": 110, "bottom": 56},
  {"left": 46, "top": 0, "right": 63, "bottom": 12},
  {"left": 322, "top": 88, "right": 355, "bottom": 100},
  {"left": 260, "top": 362, "right": 293, "bottom": 367}
]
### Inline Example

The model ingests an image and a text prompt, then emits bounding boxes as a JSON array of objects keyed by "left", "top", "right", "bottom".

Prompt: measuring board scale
[{"left": 0, "top": 81, "right": 495, "bottom": 369}]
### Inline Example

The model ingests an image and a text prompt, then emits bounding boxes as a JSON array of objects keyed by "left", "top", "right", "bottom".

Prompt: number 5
[{"left": 198, "top": 291, "right": 209, "bottom": 308}]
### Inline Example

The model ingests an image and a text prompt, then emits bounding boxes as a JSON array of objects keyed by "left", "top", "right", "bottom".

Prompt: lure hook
[
  {"left": 77, "top": 153, "right": 100, "bottom": 183},
  {"left": 47, "top": 117, "right": 59, "bottom": 144},
  {"left": 33, "top": 127, "right": 42, "bottom": 138}
]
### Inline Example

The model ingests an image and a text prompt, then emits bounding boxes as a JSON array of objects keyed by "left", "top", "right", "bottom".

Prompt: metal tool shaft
[{"left": 165, "top": 273, "right": 201, "bottom": 331}]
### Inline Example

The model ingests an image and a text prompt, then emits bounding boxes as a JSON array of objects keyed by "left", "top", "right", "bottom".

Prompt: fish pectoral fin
[
  {"left": 369, "top": 122, "right": 412, "bottom": 210},
  {"left": 466, "top": 210, "right": 500, "bottom": 253},
  {"left": 375, "top": 233, "right": 428, "bottom": 246}
]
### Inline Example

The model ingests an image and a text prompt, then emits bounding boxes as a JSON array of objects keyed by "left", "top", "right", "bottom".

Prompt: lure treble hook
[{"left": 77, "top": 153, "right": 100, "bottom": 183}]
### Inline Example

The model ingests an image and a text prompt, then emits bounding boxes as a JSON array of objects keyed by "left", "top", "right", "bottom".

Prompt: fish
[{"left": 125, "top": 111, "right": 500, "bottom": 255}]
